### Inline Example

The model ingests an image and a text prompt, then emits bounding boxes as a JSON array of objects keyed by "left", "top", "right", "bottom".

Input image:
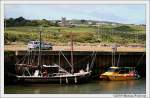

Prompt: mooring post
[
  {"left": 66, "top": 77, "right": 68, "bottom": 84},
  {"left": 75, "top": 76, "right": 77, "bottom": 83},
  {"left": 15, "top": 51, "right": 18, "bottom": 56},
  {"left": 60, "top": 77, "right": 62, "bottom": 84}
]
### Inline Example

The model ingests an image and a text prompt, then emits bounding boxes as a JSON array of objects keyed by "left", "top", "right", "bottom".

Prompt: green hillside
[{"left": 4, "top": 24, "right": 146, "bottom": 45}]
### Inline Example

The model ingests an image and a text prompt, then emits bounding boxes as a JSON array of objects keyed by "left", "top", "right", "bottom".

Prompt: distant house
[
  {"left": 96, "top": 22, "right": 107, "bottom": 25},
  {"left": 57, "top": 17, "right": 75, "bottom": 27},
  {"left": 88, "top": 22, "right": 93, "bottom": 25},
  {"left": 111, "top": 23, "right": 117, "bottom": 26},
  {"left": 61, "top": 17, "right": 66, "bottom": 26}
]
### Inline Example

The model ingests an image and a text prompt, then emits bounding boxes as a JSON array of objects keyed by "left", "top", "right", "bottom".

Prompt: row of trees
[
  {"left": 5, "top": 17, "right": 59, "bottom": 27},
  {"left": 5, "top": 17, "right": 103, "bottom": 27}
]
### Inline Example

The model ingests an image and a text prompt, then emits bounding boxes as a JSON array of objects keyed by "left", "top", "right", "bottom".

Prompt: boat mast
[
  {"left": 38, "top": 27, "right": 42, "bottom": 70},
  {"left": 71, "top": 32, "right": 74, "bottom": 74},
  {"left": 112, "top": 44, "right": 117, "bottom": 66}
]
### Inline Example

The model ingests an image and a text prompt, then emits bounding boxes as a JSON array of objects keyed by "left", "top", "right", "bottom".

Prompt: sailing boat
[
  {"left": 99, "top": 44, "right": 140, "bottom": 80},
  {"left": 15, "top": 30, "right": 96, "bottom": 84}
]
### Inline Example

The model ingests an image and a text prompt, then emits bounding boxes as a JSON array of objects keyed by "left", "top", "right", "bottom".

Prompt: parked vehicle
[{"left": 28, "top": 41, "right": 52, "bottom": 50}]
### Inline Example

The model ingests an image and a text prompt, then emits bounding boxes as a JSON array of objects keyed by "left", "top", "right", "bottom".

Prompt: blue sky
[{"left": 5, "top": 4, "right": 146, "bottom": 24}]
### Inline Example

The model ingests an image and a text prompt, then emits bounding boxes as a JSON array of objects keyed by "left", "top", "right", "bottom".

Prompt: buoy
[{"left": 66, "top": 77, "right": 68, "bottom": 84}]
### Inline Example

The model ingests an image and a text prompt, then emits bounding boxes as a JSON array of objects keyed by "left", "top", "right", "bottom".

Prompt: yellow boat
[{"left": 100, "top": 66, "right": 140, "bottom": 81}]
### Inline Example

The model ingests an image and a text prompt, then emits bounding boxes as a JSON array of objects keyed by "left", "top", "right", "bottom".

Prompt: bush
[
  {"left": 5, "top": 32, "right": 18, "bottom": 42},
  {"left": 113, "top": 26, "right": 135, "bottom": 31}
]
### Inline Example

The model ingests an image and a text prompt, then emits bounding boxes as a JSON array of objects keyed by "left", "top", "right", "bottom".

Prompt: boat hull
[
  {"left": 16, "top": 73, "right": 91, "bottom": 84},
  {"left": 100, "top": 75, "right": 140, "bottom": 81},
  {"left": 100, "top": 67, "right": 140, "bottom": 81}
]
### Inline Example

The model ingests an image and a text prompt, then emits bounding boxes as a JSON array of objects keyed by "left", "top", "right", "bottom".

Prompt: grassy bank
[{"left": 4, "top": 25, "right": 146, "bottom": 45}]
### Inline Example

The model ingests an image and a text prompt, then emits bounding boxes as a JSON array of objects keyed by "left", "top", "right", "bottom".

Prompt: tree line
[{"left": 5, "top": 17, "right": 59, "bottom": 27}]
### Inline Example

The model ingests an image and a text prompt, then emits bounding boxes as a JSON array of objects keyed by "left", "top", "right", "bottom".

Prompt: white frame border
[{"left": 0, "top": 1, "right": 149, "bottom": 98}]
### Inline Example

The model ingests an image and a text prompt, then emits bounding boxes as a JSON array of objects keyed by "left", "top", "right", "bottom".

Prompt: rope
[
  {"left": 117, "top": 54, "right": 120, "bottom": 67},
  {"left": 73, "top": 54, "right": 93, "bottom": 66},
  {"left": 30, "top": 50, "right": 37, "bottom": 65},
  {"left": 72, "top": 51, "right": 97, "bottom": 70},
  {"left": 15, "top": 52, "right": 28, "bottom": 65},
  {"left": 90, "top": 51, "right": 97, "bottom": 70},
  {"left": 54, "top": 64, "right": 70, "bottom": 74},
  {"left": 60, "top": 51, "right": 73, "bottom": 68},
  {"left": 25, "top": 67, "right": 31, "bottom": 76},
  {"left": 137, "top": 53, "right": 145, "bottom": 66}
]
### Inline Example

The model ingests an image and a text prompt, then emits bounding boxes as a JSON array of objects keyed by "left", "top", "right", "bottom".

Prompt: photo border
[{"left": 0, "top": 0, "right": 149, "bottom": 98}]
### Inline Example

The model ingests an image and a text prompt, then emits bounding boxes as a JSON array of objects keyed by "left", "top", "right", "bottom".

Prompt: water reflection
[{"left": 5, "top": 79, "right": 146, "bottom": 94}]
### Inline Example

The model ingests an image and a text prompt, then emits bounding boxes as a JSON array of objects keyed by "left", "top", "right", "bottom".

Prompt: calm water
[{"left": 5, "top": 78, "right": 146, "bottom": 94}]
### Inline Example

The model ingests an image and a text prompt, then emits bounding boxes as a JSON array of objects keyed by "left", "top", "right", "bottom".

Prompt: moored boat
[
  {"left": 15, "top": 29, "right": 96, "bottom": 84},
  {"left": 16, "top": 63, "right": 92, "bottom": 84},
  {"left": 100, "top": 66, "right": 140, "bottom": 81},
  {"left": 100, "top": 44, "right": 140, "bottom": 81}
]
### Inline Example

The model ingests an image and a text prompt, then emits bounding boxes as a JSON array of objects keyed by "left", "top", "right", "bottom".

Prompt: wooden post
[{"left": 66, "top": 77, "right": 68, "bottom": 84}]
